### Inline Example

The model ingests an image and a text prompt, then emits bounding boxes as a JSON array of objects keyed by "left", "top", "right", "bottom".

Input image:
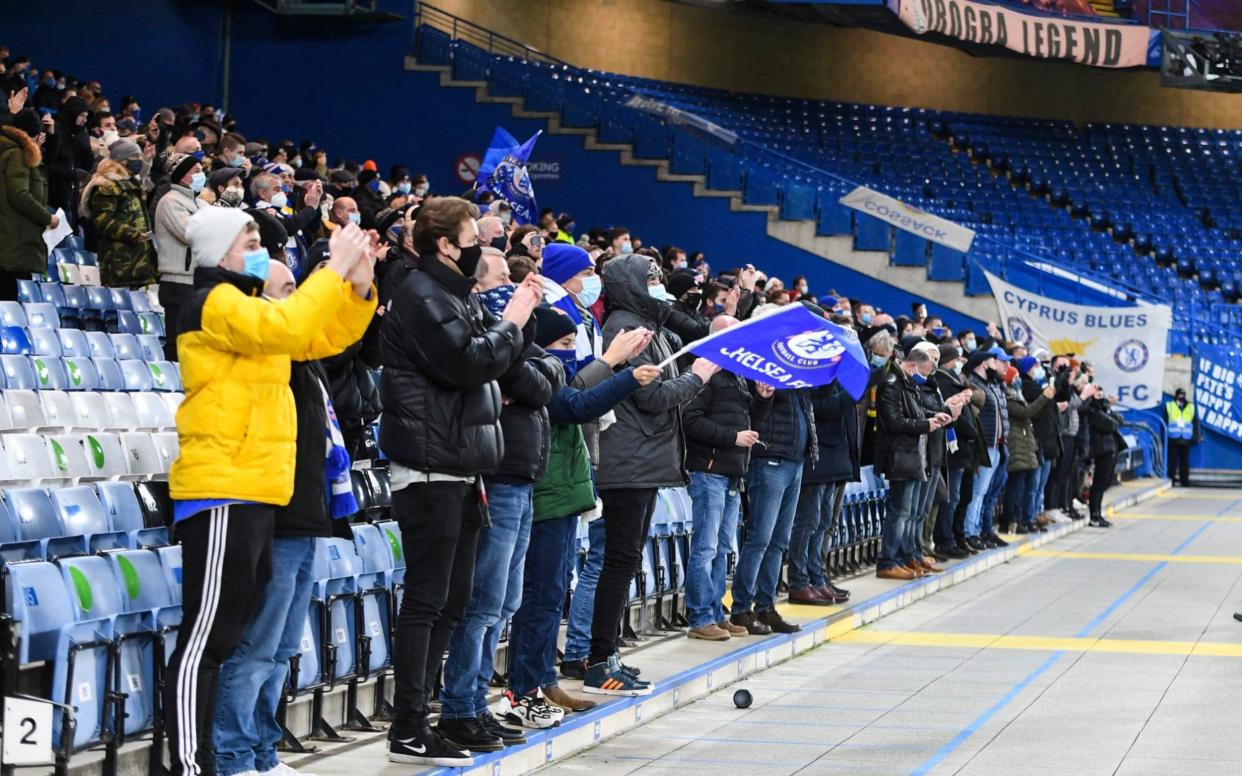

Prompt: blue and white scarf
[{"left": 320, "top": 381, "right": 357, "bottom": 518}]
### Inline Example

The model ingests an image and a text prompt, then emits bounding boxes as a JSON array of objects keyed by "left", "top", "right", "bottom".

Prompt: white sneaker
[
  {"left": 497, "top": 689, "right": 565, "bottom": 729},
  {"left": 1073, "top": 499, "right": 1087, "bottom": 510},
  {"left": 260, "top": 763, "right": 317, "bottom": 776}
]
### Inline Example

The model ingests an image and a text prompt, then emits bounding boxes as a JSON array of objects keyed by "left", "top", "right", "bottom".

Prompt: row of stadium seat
[
  {"left": 0, "top": 389, "right": 180, "bottom": 433},
  {"left": 0, "top": 355, "right": 180, "bottom": 392},
  {"left": 0, "top": 300, "right": 164, "bottom": 336},
  {"left": 0, "top": 430, "right": 178, "bottom": 487}
]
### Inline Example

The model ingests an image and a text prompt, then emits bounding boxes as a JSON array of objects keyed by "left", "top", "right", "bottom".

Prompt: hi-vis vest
[{"left": 1167, "top": 401, "right": 1195, "bottom": 441}]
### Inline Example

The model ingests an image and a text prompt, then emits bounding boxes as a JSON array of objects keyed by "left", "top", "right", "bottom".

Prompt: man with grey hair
[
  {"left": 249, "top": 172, "right": 323, "bottom": 279},
  {"left": 477, "top": 214, "right": 506, "bottom": 251},
  {"left": 475, "top": 246, "right": 510, "bottom": 292},
  {"left": 874, "top": 347, "right": 951, "bottom": 580}
]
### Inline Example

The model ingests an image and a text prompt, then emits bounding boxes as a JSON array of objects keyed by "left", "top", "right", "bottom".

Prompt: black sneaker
[
  {"left": 1089, "top": 516, "right": 1113, "bottom": 528},
  {"left": 756, "top": 609, "right": 800, "bottom": 634},
  {"left": 436, "top": 716, "right": 504, "bottom": 753},
  {"left": 388, "top": 727, "right": 474, "bottom": 766},
  {"left": 560, "top": 658, "right": 587, "bottom": 681},
  {"left": 479, "top": 711, "right": 527, "bottom": 746},
  {"left": 988, "top": 533, "right": 1010, "bottom": 547}
]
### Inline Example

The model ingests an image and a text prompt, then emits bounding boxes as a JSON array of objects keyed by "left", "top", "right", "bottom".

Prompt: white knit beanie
[{"left": 186, "top": 207, "right": 255, "bottom": 269}]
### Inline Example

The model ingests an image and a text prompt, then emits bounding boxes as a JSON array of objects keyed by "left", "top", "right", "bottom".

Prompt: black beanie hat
[
  {"left": 532, "top": 306, "right": 577, "bottom": 349},
  {"left": 666, "top": 270, "right": 699, "bottom": 300},
  {"left": 11, "top": 109, "right": 41, "bottom": 138},
  {"left": 251, "top": 210, "right": 288, "bottom": 257}
]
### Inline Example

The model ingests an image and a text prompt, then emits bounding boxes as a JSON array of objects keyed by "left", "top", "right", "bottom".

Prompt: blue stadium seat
[
  {"left": 57, "top": 329, "right": 90, "bottom": 358},
  {"left": 0, "top": 301, "right": 28, "bottom": 328},
  {"left": 137, "top": 313, "right": 164, "bottom": 338},
  {"left": 96, "top": 482, "right": 165, "bottom": 547},
  {"left": 136, "top": 335, "right": 163, "bottom": 363},
  {"left": 24, "top": 302, "right": 61, "bottom": 329},
  {"left": 28, "top": 326, "right": 61, "bottom": 357},
  {"left": 63, "top": 356, "right": 100, "bottom": 391},
  {"left": 109, "top": 333, "right": 141, "bottom": 361},
  {"left": 1, "top": 326, "right": 33, "bottom": 355},
  {"left": 119, "top": 360, "right": 153, "bottom": 392},
  {"left": 313, "top": 538, "right": 360, "bottom": 681},
  {"left": 84, "top": 331, "right": 116, "bottom": 359},
  {"left": 146, "top": 361, "right": 180, "bottom": 392},
  {"left": 0, "top": 494, "right": 37, "bottom": 561},
  {"left": 52, "top": 484, "right": 126, "bottom": 551},
  {"left": 94, "top": 358, "right": 124, "bottom": 391},
  {"left": 115, "top": 311, "right": 142, "bottom": 335},
  {"left": 31, "top": 355, "right": 70, "bottom": 390},
  {"left": 17, "top": 279, "right": 41, "bottom": 304},
  {"left": 0, "top": 353, "right": 37, "bottom": 388}
]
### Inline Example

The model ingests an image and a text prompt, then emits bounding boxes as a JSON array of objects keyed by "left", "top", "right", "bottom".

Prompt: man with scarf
[{"left": 211, "top": 260, "right": 361, "bottom": 776}]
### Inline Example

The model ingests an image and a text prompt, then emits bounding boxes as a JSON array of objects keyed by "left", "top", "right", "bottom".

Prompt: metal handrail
[{"left": 413, "top": 1, "right": 568, "bottom": 66}]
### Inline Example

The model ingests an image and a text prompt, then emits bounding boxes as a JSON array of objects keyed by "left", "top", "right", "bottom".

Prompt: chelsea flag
[
  {"left": 985, "top": 271, "right": 1171, "bottom": 409},
  {"left": 665, "top": 305, "right": 870, "bottom": 397}
]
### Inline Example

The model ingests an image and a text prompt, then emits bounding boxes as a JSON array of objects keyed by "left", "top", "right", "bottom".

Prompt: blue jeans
[
  {"left": 787, "top": 482, "right": 832, "bottom": 591},
  {"left": 981, "top": 448, "right": 1009, "bottom": 535},
  {"left": 213, "top": 537, "right": 316, "bottom": 776},
  {"left": 440, "top": 482, "right": 533, "bottom": 720},
  {"left": 964, "top": 446, "right": 1001, "bottom": 537},
  {"left": 508, "top": 514, "right": 577, "bottom": 695},
  {"left": 563, "top": 517, "right": 604, "bottom": 663},
  {"left": 878, "top": 478, "right": 925, "bottom": 570},
  {"left": 1032, "top": 458, "right": 1053, "bottom": 516},
  {"left": 1004, "top": 468, "right": 1036, "bottom": 528},
  {"left": 686, "top": 472, "right": 741, "bottom": 628},
  {"left": 733, "top": 458, "right": 804, "bottom": 613}
]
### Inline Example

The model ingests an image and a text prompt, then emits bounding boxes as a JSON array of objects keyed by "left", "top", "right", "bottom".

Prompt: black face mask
[
  {"left": 455, "top": 243, "right": 483, "bottom": 277},
  {"left": 124, "top": 158, "right": 143, "bottom": 176},
  {"left": 683, "top": 291, "right": 702, "bottom": 309},
  {"left": 985, "top": 368, "right": 1000, "bottom": 382},
  {"left": 490, "top": 235, "right": 508, "bottom": 252}
]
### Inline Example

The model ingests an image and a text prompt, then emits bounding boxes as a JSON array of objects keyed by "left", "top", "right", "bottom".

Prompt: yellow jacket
[{"left": 170, "top": 265, "right": 377, "bottom": 505}]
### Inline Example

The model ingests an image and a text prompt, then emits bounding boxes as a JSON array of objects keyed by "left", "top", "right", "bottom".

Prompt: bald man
[
  {"left": 307, "top": 197, "right": 360, "bottom": 268},
  {"left": 265, "top": 260, "right": 297, "bottom": 300},
  {"left": 682, "top": 315, "right": 776, "bottom": 640}
]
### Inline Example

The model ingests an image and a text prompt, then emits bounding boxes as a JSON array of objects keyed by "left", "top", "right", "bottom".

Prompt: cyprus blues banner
[
  {"left": 1192, "top": 344, "right": 1242, "bottom": 442},
  {"left": 479, "top": 127, "right": 541, "bottom": 225},
  {"left": 664, "top": 305, "right": 870, "bottom": 397},
  {"left": 839, "top": 186, "right": 976, "bottom": 253},
  {"left": 897, "top": 0, "right": 1154, "bottom": 69},
  {"left": 985, "top": 271, "right": 1171, "bottom": 409}
]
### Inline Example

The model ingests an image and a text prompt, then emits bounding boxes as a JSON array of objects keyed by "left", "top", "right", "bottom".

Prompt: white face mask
[
  {"left": 647, "top": 283, "right": 669, "bottom": 302},
  {"left": 270, "top": 191, "right": 288, "bottom": 209}
]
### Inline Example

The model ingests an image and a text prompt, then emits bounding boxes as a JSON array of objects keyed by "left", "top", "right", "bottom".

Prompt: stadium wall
[{"left": 435, "top": 0, "right": 1242, "bottom": 129}]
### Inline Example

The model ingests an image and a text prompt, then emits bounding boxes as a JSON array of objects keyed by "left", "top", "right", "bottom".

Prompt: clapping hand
[
  {"left": 326, "top": 222, "right": 369, "bottom": 282},
  {"left": 501, "top": 274, "right": 543, "bottom": 328},
  {"left": 603, "top": 327, "right": 652, "bottom": 367}
]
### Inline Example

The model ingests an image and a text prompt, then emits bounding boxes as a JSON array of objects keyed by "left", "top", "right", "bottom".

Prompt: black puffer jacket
[
  {"left": 752, "top": 388, "right": 817, "bottom": 464},
  {"left": 683, "top": 371, "right": 771, "bottom": 478},
  {"left": 378, "top": 254, "right": 528, "bottom": 476},
  {"left": 492, "top": 346, "right": 564, "bottom": 483},
  {"left": 321, "top": 340, "right": 381, "bottom": 458},
  {"left": 1086, "top": 398, "right": 1128, "bottom": 457},
  {"left": 875, "top": 366, "right": 933, "bottom": 482},
  {"left": 916, "top": 376, "right": 949, "bottom": 468},
  {"left": 1022, "top": 379, "right": 1062, "bottom": 460},
  {"left": 596, "top": 255, "right": 705, "bottom": 490},
  {"left": 936, "top": 367, "right": 988, "bottom": 471},
  {"left": 805, "top": 382, "right": 860, "bottom": 485}
]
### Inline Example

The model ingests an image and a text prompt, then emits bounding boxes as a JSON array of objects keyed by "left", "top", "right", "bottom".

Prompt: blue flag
[
  {"left": 676, "top": 305, "right": 870, "bottom": 397},
  {"left": 479, "top": 128, "right": 541, "bottom": 225},
  {"left": 477, "top": 126, "right": 519, "bottom": 183}
]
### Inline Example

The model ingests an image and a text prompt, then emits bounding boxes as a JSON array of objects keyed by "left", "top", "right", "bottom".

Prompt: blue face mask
[
  {"left": 931, "top": 327, "right": 946, "bottom": 338},
  {"left": 713, "top": 302, "right": 725, "bottom": 313},
  {"left": 230, "top": 155, "right": 245, "bottom": 168},
  {"left": 647, "top": 283, "right": 669, "bottom": 302},
  {"left": 576, "top": 274, "right": 602, "bottom": 306},
  {"left": 191, "top": 150, "right": 205, "bottom": 162},
  {"left": 189, "top": 171, "right": 207, "bottom": 193},
  {"left": 397, "top": 181, "right": 412, "bottom": 195},
  {"left": 367, "top": 179, "right": 381, "bottom": 193},
  {"left": 962, "top": 338, "right": 976, "bottom": 353},
  {"left": 871, "top": 353, "right": 888, "bottom": 368},
  {"left": 912, "top": 371, "right": 928, "bottom": 385},
  {"left": 1032, "top": 367, "right": 1046, "bottom": 383},
  {"left": 860, "top": 312, "right": 873, "bottom": 326},
  {"left": 620, "top": 240, "right": 633, "bottom": 254},
  {"left": 348, "top": 212, "right": 362, "bottom": 226},
  {"left": 243, "top": 248, "right": 270, "bottom": 281},
  {"left": 547, "top": 349, "right": 579, "bottom": 381},
  {"left": 951, "top": 362, "right": 963, "bottom": 376}
]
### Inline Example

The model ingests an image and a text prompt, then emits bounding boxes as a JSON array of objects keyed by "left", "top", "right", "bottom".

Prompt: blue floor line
[{"left": 907, "top": 490, "right": 1188, "bottom": 775}]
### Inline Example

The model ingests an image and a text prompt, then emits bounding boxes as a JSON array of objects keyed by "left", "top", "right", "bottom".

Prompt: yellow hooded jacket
[{"left": 170, "top": 264, "right": 377, "bottom": 505}]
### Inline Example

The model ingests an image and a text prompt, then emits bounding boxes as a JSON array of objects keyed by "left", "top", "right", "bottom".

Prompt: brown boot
[
  {"left": 718, "top": 619, "right": 748, "bottom": 636},
  {"left": 687, "top": 623, "right": 731, "bottom": 641},
  {"left": 541, "top": 684, "right": 597, "bottom": 712},
  {"left": 918, "top": 557, "right": 944, "bottom": 573},
  {"left": 877, "top": 566, "right": 916, "bottom": 580},
  {"left": 904, "top": 563, "right": 925, "bottom": 577}
]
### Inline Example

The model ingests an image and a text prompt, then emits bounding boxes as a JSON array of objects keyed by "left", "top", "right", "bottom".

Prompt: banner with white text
[
  {"left": 897, "top": 0, "right": 1153, "bottom": 68},
  {"left": 1192, "top": 344, "right": 1242, "bottom": 442},
  {"left": 985, "top": 271, "right": 1171, "bottom": 408},
  {"left": 839, "top": 186, "right": 976, "bottom": 253}
]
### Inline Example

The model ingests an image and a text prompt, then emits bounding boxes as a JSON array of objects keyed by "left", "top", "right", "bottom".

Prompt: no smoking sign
[{"left": 456, "top": 153, "right": 481, "bottom": 184}]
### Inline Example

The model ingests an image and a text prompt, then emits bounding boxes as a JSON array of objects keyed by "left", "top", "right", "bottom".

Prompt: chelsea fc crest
[
  {"left": 773, "top": 330, "right": 844, "bottom": 369},
  {"left": 1113, "top": 339, "right": 1148, "bottom": 373}
]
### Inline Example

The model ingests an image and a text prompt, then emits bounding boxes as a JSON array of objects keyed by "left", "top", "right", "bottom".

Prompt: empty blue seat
[
  {"left": 313, "top": 538, "right": 360, "bottom": 681},
  {"left": 0, "top": 495, "right": 37, "bottom": 561},
  {"left": 24, "top": 302, "right": 60, "bottom": 329},
  {"left": 28, "top": 327, "right": 61, "bottom": 357},
  {"left": 137, "top": 335, "right": 163, "bottom": 363},
  {"left": 1, "top": 326, "right": 33, "bottom": 355},
  {"left": 119, "top": 360, "right": 153, "bottom": 392},
  {"left": 0, "top": 301, "right": 28, "bottom": 328},
  {"left": 109, "top": 288, "right": 133, "bottom": 312},
  {"left": 7, "top": 487, "right": 83, "bottom": 558},
  {"left": 94, "top": 358, "right": 124, "bottom": 391},
  {"left": 17, "top": 279, "right": 42, "bottom": 304},
  {"left": 84, "top": 331, "right": 116, "bottom": 359},
  {"left": 57, "top": 329, "right": 90, "bottom": 358},
  {"left": 52, "top": 485, "right": 126, "bottom": 552},
  {"left": 63, "top": 356, "right": 100, "bottom": 391},
  {"left": 115, "top": 311, "right": 141, "bottom": 334},
  {"left": 0, "top": 353, "right": 37, "bottom": 388},
  {"left": 137, "top": 313, "right": 164, "bottom": 338},
  {"left": 96, "top": 482, "right": 165, "bottom": 547},
  {"left": 147, "top": 361, "right": 180, "bottom": 392},
  {"left": 110, "top": 333, "right": 141, "bottom": 360},
  {"left": 31, "top": 355, "right": 69, "bottom": 390}
]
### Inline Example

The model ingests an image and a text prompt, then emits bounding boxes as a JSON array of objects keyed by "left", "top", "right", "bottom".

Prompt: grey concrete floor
[{"left": 545, "top": 487, "right": 1242, "bottom": 776}]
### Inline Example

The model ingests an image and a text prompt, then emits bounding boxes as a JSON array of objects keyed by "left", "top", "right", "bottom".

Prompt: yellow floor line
[
  {"left": 835, "top": 629, "right": 1242, "bottom": 657},
  {"left": 1024, "top": 549, "right": 1242, "bottom": 565},
  {"left": 1155, "top": 492, "right": 1242, "bottom": 501}
]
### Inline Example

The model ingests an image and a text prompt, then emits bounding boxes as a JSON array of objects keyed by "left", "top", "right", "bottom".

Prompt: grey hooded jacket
[{"left": 596, "top": 254, "right": 705, "bottom": 490}]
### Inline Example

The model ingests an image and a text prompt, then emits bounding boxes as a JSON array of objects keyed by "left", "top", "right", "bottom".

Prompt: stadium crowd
[{"left": 0, "top": 53, "right": 1132, "bottom": 772}]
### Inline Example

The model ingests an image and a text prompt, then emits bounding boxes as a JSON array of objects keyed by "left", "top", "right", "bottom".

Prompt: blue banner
[
  {"left": 477, "top": 126, "right": 519, "bottom": 183},
  {"left": 479, "top": 127, "right": 541, "bottom": 225},
  {"left": 1193, "top": 343, "right": 1242, "bottom": 441},
  {"left": 681, "top": 305, "right": 870, "bottom": 397}
]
